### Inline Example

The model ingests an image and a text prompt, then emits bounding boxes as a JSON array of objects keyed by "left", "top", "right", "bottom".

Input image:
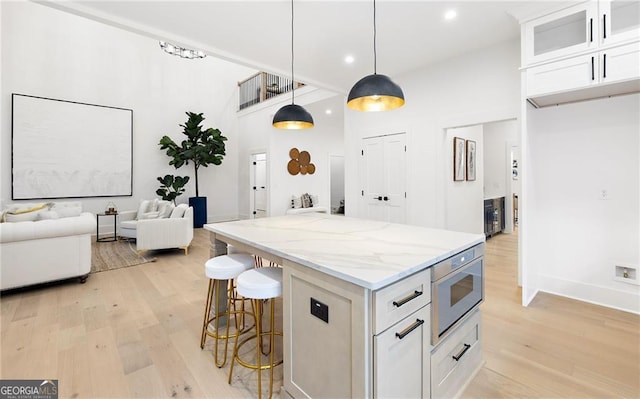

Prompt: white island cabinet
[{"left": 204, "top": 214, "right": 484, "bottom": 398}]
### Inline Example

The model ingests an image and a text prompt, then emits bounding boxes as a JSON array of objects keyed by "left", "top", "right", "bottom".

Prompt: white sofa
[
  {"left": 0, "top": 202, "right": 95, "bottom": 291},
  {"left": 286, "top": 193, "right": 328, "bottom": 215},
  {"left": 118, "top": 201, "right": 194, "bottom": 255}
]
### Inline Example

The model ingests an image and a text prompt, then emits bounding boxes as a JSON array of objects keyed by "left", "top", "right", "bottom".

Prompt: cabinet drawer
[
  {"left": 431, "top": 309, "right": 482, "bottom": 399},
  {"left": 373, "top": 268, "right": 431, "bottom": 335},
  {"left": 526, "top": 53, "right": 596, "bottom": 97}
]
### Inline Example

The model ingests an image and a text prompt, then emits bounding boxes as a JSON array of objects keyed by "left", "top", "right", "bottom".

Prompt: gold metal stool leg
[
  {"left": 228, "top": 297, "right": 282, "bottom": 399},
  {"left": 201, "top": 278, "right": 253, "bottom": 368},
  {"left": 200, "top": 279, "right": 214, "bottom": 349}
]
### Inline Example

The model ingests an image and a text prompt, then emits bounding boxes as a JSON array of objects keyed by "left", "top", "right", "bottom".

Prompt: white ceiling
[{"left": 43, "top": 0, "right": 568, "bottom": 95}]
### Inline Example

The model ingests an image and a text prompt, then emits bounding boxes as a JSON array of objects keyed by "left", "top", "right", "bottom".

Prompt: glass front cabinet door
[
  {"left": 601, "top": 0, "right": 640, "bottom": 45},
  {"left": 524, "top": 2, "right": 598, "bottom": 65}
]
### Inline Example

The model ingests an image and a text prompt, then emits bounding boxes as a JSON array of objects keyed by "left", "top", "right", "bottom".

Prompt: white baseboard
[
  {"left": 522, "top": 288, "right": 539, "bottom": 307},
  {"left": 538, "top": 274, "right": 640, "bottom": 314}
]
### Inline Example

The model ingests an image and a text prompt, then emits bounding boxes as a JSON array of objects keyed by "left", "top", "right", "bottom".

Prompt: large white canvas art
[{"left": 12, "top": 94, "right": 133, "bottom": 199}]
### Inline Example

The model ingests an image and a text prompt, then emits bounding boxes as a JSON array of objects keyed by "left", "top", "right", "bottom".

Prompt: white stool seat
[
  {"left": 237, "top": 267, "right": 283, "bottom": 300},
  {"left": 205, "top": 254, "right": 255, "bottom": 280}
]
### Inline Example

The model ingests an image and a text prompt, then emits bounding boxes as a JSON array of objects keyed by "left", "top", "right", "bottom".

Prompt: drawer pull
[
  {"left": 452, "top": 343, "right": 471, "bottom": 361},
  {"left": 395, "top": 318, "right": 424, "bottom": 340},
  {"left": 392, "top": 290, "right": 423, "bottom": 307}
]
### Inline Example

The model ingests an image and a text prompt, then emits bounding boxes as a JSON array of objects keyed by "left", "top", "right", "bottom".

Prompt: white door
[
  {"left": 251, "top": 153, "right": 267, "bottom": 218},
  {"left": 361, "top": 133, "right": 406, "bottom": 223},
  {"left": 383, "top": 134, "right": 407, "bottom": 224},
  {"left": 363, "top": 136, "right": 386, "bottom": 221}
]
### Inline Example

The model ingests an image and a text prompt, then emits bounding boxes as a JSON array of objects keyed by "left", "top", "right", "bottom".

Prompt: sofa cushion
[
  {"left": 37, "top": 210, "right": 60, "bottom": 220},
  {"left": 170, "top": 204, "right": 188, "bottom": 218},
  {"left": 157, "top": 201, "right": 174, "bottom": 218},
  {"left": 137, "top": 200, "right": 151, "bottom": 219},
  {"left": 291, "top": 194, "right": 319, "bottom": 209},
  {"left": 2, "top": 203, "right": 50, "bottom": 223},
  {"left": 139, "top": 211, "right": 160, "bottom": 219},
  {"left": 291, "top": 195, "right": 302, "bottom": 209},
  {"left": 37, "top": 202, "right": 82, "bottom": 219},
  {"left": 55, "top": 206, "right": 81, "bottom": 218}
]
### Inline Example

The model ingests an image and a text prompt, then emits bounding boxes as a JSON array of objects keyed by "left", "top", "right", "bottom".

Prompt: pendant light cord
[
  {"left": 290, "top": 0, "right": 295, "bottom": 104},
  {"left": 373, "top": 0, "right": 377, "bottom": 74}
]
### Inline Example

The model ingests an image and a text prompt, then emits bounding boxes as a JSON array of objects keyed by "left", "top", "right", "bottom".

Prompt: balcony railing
[{"left": 238, "top": 72, "right": 304, "bottom": 110}]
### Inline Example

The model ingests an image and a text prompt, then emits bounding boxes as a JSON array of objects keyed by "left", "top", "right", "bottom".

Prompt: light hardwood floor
[{"left": 1, "top": 228, "right": 638, "bottom": 398}]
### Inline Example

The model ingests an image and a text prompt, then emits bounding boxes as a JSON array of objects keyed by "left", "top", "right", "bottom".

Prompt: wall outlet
[
  {"left": 600, "top": 189, "right": 610, "bottom": 200},
  {"left": 614, "top": 264, "right": 639, "bottom": 285}
]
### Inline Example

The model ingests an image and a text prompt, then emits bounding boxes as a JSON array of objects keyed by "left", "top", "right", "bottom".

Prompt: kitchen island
[{"left": 204, "top": 214, "right": 484, "bottom": 398}]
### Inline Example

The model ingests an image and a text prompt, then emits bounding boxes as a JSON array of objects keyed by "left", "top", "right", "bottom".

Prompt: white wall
[
  {"left": 1, "top": 1, "right": 256, "bottom": 222},
  {"left": 526, "top": 94, "right": 640, "bottom": 313},
  {"left": 445, "top": 125, "right": 484, "bottom": 234},
  {"left": 344, "top": 39, "right": 521, "bottom": 229},
  {"left": 237, "top": 89, "right": 343, "bottom": 219}
]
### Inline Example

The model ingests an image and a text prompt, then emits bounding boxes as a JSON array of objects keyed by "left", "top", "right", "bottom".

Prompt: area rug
[{"left": 91, "top": 239, "right": 156, "bottom": 273}]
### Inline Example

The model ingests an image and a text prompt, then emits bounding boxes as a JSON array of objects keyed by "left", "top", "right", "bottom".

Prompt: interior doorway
[
  {"left": 444, "top": 118, "right": 521, "bottom": 286},
  {"left": 250, "top": 152, "right": 267, "bottom": 219},
  {"left": 330, "top": 155, "right": 345, "bottom": 215}
]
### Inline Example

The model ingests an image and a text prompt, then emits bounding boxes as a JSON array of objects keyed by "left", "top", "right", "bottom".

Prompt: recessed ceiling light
[
  {"left": 345, "top": 55, "right": 355, "bottom": 64},
  {"left": 325, "top": 109, "right": 332, "bottom": 115},
  {"left": 444, "top": 10, "right": 457, "bottom": 20}
]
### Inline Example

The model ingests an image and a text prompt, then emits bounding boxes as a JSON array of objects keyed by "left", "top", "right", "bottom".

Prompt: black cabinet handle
[
  {"left": 393, "top": 290, "right": 423, "bottom": 307},
  {"left": 603, "top": 14, "right": 607, "bottom": 39},
  {"left": 590, "top": 18, "right": 593, "bottom": 42},
  {"left": 395, "top": 319, "right": 424, "bottom": 340},
  {"left": 591, "top": 56, "right": 595, "bottom": 81},
  {"left": 383, "top": 196, "right": 389, "bottom": 201},
  {"left": 452, "top": 343, "right": 471, "bottom": 361},
  {"left": 603, "top": 53, "right": 607, "bottom": 78},
  {"left": 373, "top": 196, "right": 382, "bottom": 201}
]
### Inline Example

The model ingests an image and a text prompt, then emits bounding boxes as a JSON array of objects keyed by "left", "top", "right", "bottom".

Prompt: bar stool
[
  {"left": 200, "top": 251, "right": 255, "bottom": 367},
  {"left": 228, "top": 267, "right": 283, "bottom": 399}
]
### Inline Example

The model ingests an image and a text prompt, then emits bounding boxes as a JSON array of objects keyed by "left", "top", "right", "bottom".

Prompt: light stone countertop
[{"left": 204, "top": 214, "right": 484, "bottom": 290}]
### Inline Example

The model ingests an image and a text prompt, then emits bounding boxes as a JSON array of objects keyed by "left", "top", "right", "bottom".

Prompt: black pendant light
[
  {"left": 273, "top": 0, "right": 314, "bottom": 129},
  {"left": 347, "top": 0, "right": 405, "bottom": 112}
]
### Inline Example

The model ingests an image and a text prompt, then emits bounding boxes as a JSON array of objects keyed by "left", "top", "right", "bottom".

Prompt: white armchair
[{"left": 118, "top": 203, "right": 194, "bottom": 255}]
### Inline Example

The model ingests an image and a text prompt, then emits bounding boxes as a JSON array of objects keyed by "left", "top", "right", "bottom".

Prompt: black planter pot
[{"left": 189, "top": 197, "right": 207, "bottom": 228}]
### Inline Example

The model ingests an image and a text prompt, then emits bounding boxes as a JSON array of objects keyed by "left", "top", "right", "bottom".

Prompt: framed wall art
[
  {"left": 453, "top": 136, "right": 466, "bottom": 181},
  {"left": 11, "top": 94, "right": 133, "bottom": 199},
  {"left": 466, "top": 140, "right": 476, "bottom": 181}
]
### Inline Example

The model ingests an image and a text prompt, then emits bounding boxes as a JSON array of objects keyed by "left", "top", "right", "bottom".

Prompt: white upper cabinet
[
  {"left": 524, "top": 2, "right": 598, "bottom": 65},
  {"left": 601, "top": 0, "right": 640, "bottom": 46},
  {"left": 522, "top": 0, "right": 640, "bottom": 106},
  {"left": 524, "top": 1, "right": 640, "bottom": 66}
]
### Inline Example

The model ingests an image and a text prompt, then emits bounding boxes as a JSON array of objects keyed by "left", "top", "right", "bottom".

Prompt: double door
[{"left": 361, "top": 133, "right": 406, "bottom": 223}]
